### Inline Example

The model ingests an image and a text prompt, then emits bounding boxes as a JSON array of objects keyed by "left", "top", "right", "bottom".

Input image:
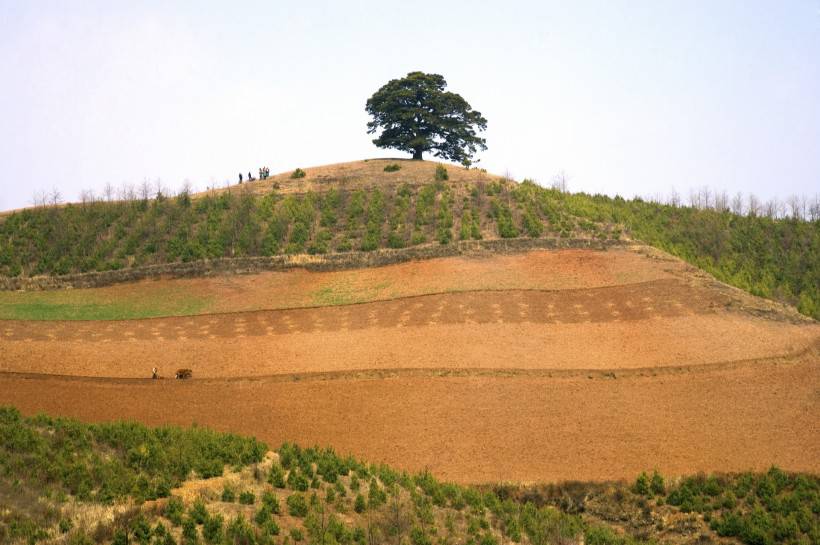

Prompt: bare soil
[
  {"left": 1, "top": 360, "right": 817, "bottom": 484},
  {"left": 1, "top": 248, "right": 818, "bottom": 483}
]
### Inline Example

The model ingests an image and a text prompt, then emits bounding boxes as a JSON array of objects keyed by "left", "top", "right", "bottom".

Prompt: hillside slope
[
  {"left": 3, "top": 408, "right": 818, "bottom": 545},
  {"left": 0, "top": 159, "right": 817, "bottom": 319}
]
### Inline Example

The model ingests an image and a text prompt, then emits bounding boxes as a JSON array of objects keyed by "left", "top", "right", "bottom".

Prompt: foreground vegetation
[
  {"left": 1, "top": 408, "right": 818, "bottom": 545},
  {"left": 0, "top": 166, "right": 817, "bottom": 319}
]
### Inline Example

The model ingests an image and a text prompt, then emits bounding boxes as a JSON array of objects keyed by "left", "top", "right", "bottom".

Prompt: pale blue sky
[{"left": 1, "top": 0, "right": 818, "bottom": 212}]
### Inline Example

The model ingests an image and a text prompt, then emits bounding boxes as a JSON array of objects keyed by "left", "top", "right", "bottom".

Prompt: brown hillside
[{"left": 2, "top": 246, "right": 818, "bottom": 483}]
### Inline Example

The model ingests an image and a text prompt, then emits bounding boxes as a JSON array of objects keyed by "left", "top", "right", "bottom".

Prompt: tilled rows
[{"left": 1, "top": 279, "right": 724, "bottom": 342}]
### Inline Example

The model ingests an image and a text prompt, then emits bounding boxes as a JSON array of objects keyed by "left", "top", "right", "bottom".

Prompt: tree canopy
[{"left": 365, "top": 72, "right": 487, "bottom": 163}]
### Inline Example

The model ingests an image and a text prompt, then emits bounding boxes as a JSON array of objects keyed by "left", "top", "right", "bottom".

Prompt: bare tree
[
  {"left": 48, "top": 187, "right": 62, "bottom": 206},
  {"left": 31, "top": 189, "right": 48, "bottom": 208},
  {"left": 747, "top": 193, "right": 760, "bottom": 217},
  {"left": 808, "top": 195, "right": 820, "bottom": 221},
  {"left": 714, "top": 190, "right": 729, "bottom": 212},
  {"left": 117, "top": 182, "right": 136, "bottom": 202},
  {"left": 731, "top": 192, "right": 744, "bottom": 215},
  {"left": 79, "top": 189, "right": 96, "bottom": 208},
  {"left": 551, "top": 170, "right": 569, "bottom": 193},
  {"left": 698, "top": 186, "right": 712, "bottom": 210},
  {"left": 102, "top": 182, "right": 114, "bottom": 203},
  {"left": 667, "top": 188, "right": 681, "bottom": 207},
  {"left": 786, "top": 194, "right": 804, "bottom": 219},
  {"left": 688, "top": 188, "right": 701, "bottom": 209},
  {"left": 179, "top": 179, "right": 193, "bottom": 198},
  {"left": 139, "top": 179, "right": 151, "bottom": 201},
  {"left": 154, "top": 178, "right": 166, "bottom": 200},
  {"left": 763, "top": 198, "right": 780, "bottom": 219},
  {"left": 385, "top": 486, "right": 409, "bottom": 545}
]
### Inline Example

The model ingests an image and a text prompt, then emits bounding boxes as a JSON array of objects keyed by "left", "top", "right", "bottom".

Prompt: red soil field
[{"left": 1, "top": 248, "right": 818, "bottom": 483}]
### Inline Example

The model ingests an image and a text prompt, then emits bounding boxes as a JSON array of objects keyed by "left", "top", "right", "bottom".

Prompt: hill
[
  {"left": 3, "top": 408, "right": 818, "bottom": 545},
  {"left": 0, "top": 159, "right": 816, "bottom": 320}
]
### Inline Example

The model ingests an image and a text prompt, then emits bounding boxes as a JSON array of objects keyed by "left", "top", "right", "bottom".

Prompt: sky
[{"left": 0, "top": 0, "right": 818, "bottom": 212}]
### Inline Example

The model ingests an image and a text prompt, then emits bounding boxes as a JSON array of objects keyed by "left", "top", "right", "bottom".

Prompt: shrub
[
  {"left": 410, "top": 230, "right": 426, "bottom": 245},
  {"left": 268, "top": 464, "right": 286, "bottom": 488},
  {"left": 189, "top": 499, "right": 208, "bottom": 524},
  {"left": 254, "top": 505, "right": 272, "bottom": 526},
  {"left": 202, "top": 515, "right": 223, "bottom": 544},
  {"left": 290, "top": 528, "right": 304, "bottom": 542},
  {"left": 182, "top": 518, "right": 198, "bottom": 545},
  {"left": 650, "top": 471, "right": 665, "bottom": 496},
  {"left": 288, "top": 469, "right": 309, "bottom": 491},
  {"left": 166, "top": 497, "right": 185, "bottom": 526},
  {"left": 384, "top": 163, "right": 401, "bottom": 172},
  {"left": 634, "top": 472, "right": 650, "bottom": 496},
  {"left": 263, "top": 520, "right": 280, "bottom": 537},
  {"left": 290, "top": 168, "right": 306, "bottom": 179},
  {"left": 226, "top": 515, "right": 255, "bottom": 545},
  {"left": 435, "top": 165, "right": 449, "bottom": 181},
  {"left": 221, "top": 486, "right": 236, "bottom": 502},
  {"left": 288, "top": 493, "right": 309, "bottom": 517},
  {"left": 238, "top": 491, "right": 256, "bottom": 505},
  {"left": 354, "top": 493, "right": 366, "bottom": 513},
  {"left": 262, "top": 490, "right": 280, "bottom": 514},
  {"left": 387, "top": 231, "right": 405, "bottom": 249}
]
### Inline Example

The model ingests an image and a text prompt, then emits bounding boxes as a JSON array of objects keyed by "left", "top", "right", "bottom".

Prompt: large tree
[{"left": 365, "top": 72, "right": 487, "bottom": 163}]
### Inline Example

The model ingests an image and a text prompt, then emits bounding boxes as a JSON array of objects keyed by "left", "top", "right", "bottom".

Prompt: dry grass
[{"left": 200, "top": 158, "right": 500, "bottom": 199}]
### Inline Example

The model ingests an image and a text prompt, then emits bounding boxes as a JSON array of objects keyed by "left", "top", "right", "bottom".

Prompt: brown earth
[
  {"left": 1, "top": 248, "right": 818, "bottom": 483},
  {"left": 1, "top": 359, "right": 817, "bottom": 484}
]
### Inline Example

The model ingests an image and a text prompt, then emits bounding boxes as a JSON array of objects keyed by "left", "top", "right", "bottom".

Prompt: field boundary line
[
  {"left": 1, "top": 342, "right": 815, "bottom": 385},
  {"left": 0, "top": 278, "right": 687, "bottom": 324}
]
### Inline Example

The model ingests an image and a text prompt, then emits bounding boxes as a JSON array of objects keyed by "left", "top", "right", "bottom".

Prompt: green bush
[
  {"left": 650, "top": 470, "right": 665, "bottom": 496},
  {"left": 262, "top": 490, "right": 280, "bottom": 514},
  {"left": 634, "top": 472, "right": 650, "bottom": 496},
  {"left": 268, "top": 464, "right": 286, "bottom": 488},
  {"left": 238, "top": 491, "right": 256, "bottom": 505},
  {"left": 435, "top": 165, "right": 449, "bottom": 181},
  {"left": 354, "top": 493, "right": 366, "bottom": 513},
  {"left": 290, "top": 168, "right": 307, "bottom": 179},
  {"left": 166, "top": 497, "right": 185, "bottom": 526},
  {"left": 287, "top": 493, "right": 309, "bottom": 517},
  {"left": 189, "top": 499, "right": 209, "bottom": 524},
  {"left": 383, "top": 163, "right": 401, "bottom": 172},
  {"left": 202, "top": 514, "right": 223, "bottom": 544},
  {"left": 221, "top": 485, "right": 236, "bottom": 502}
]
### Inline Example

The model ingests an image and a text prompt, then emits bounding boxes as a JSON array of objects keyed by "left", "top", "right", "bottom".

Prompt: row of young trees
[
  {"left": 3, "top": 174, "right": 819, "bottom": 319},
  {"left": 1, "top": 178, "right": 611, "bottom": 279}
]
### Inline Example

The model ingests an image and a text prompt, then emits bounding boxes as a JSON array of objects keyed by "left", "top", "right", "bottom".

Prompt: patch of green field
[
  {"left": 0, "top": 288, "right": 213, "bottom": 321},
  {"left": 310, "top": 280, "right": 392, "bottom": 307}
]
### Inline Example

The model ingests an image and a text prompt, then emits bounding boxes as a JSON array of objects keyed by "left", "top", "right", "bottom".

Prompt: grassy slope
[
  {"left": 1, "top": 408, "right": 817, "bottom": 545},
  {"left": 0, "top": 159, "right": 817, "bottom": 320}
]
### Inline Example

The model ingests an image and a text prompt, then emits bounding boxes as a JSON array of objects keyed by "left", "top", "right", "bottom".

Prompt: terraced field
[{"left": 1, "top": 246, "right": 818, "bottom": 483}]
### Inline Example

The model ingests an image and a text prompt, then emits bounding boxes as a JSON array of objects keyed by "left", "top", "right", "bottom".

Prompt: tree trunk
[{"left": 412, "top": 149, "right": 423, "bottom": 160}]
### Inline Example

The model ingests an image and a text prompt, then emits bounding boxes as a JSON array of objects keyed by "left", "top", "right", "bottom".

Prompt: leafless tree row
[
  {"left": 31, "top": 177, "right": 212, "bottom": 209},
  {"left": 669, "top": 186, "right": 820, "bottom": 220}
]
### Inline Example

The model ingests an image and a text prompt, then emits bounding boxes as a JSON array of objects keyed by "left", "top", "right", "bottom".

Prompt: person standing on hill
[{"left": 239, "top": 173, "right": 243, "bottom": 183}]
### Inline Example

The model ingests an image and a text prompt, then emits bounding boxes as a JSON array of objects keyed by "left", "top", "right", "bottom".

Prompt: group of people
[{"left": 238, "top": 166, "right": 271, "bottom": 184}]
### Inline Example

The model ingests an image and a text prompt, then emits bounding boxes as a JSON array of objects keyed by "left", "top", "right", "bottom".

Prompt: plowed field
[{"left": 1, "top": 247, "right": 818, "bottom": 483}]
